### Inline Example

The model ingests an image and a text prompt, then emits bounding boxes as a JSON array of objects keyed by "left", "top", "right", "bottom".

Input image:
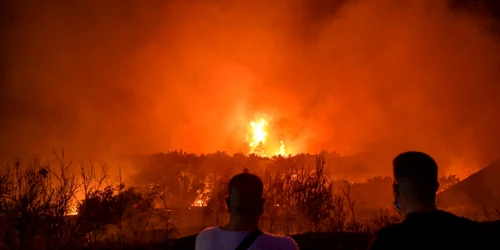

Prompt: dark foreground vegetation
[{"left": 0, "top": 150, "right": 498, "bottom": 249}]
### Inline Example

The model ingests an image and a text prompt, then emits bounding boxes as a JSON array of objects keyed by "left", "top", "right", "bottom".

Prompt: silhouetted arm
[
  {"left": 367, "top": 230, "right": 398, "bottom": 250},
  {"left": 367, "top": 235, "right": 384, "bottom": 250},
  {"left": 367, "top": 224, "right": 401, "bottom": 250}
]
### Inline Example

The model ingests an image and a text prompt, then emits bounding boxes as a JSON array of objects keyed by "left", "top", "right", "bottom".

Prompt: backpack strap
[{"left": 234, "top": 228, "right": 263, "bottom": 250}]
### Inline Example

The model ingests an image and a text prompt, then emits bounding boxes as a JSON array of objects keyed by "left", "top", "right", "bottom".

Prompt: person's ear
[
  {"left": 225, "top": 197, "right": 230, "bottom": 211},
  {"left": 259, "top": 198, "right": 265, "bottom": 215},
  {"left": 393, "top": 183, "right": 400, "bottom": 198}
]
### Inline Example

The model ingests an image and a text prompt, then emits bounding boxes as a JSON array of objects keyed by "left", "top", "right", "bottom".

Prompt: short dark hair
[
  {"left": 227, "top": 173, "right": 264, "bottom": 217},
  {"left": 228, "top": 173, "right": 263, "bottom": 197},
  {"left": 393, "top": 151, "right": 439, "bottom": 204}
]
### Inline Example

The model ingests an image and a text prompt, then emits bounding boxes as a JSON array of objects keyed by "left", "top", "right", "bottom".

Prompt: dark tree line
[{"left": 0, "top": 150, "right": 491, "bottom": 249}]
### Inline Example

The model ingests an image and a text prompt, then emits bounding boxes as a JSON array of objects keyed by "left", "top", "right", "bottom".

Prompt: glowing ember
[
  {"left": 191, "top": 197, "right": 208, "bottom": 207},
  {"left": 194, "top": 199, "right": 203, "bottom": 207},
  {"left": 67, "top": 206, "right": 78, "bottom": 216}
]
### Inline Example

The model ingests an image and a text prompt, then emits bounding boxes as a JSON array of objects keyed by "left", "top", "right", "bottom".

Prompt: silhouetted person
[
  {"left": 368, "top": 151, "right": 491, "bottom": 250},
  {"left": 196, "top": 173, "right": 298, "bottom": 250}
]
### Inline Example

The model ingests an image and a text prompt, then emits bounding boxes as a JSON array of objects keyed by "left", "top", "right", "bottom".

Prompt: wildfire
[
  {"left": 193, "top": 199, "right": 204, "bottom": 207},
  {"left": 247, "top": 118, "right": 268, "bottom": 156},
  {"left": 191, "top": 196, "right": 209, "bottom": 207},
  {"left": 66, "top": 206, "right": 78, "bottom": 216},
  {"left": 246, "top": 117, "right": 288, "bottom": 157},
  {"left": 279, "top": 141, "right": 286, "bottom": 156},
  {"left": 191, "top": 181, "right": 212, "bottom": 207}
]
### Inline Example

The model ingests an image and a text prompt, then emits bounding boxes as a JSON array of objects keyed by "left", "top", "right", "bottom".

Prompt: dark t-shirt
[{"left": 368, "top": 210, "right": 493, "bottom": 250}]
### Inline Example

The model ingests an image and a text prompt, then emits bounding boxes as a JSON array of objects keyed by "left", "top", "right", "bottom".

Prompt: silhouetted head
[
  {"left": 392, "top": 151, "right": 439, "bottom": 214},
  {"left": 225, "top": 173, "right": 265, "bottom": 220}
]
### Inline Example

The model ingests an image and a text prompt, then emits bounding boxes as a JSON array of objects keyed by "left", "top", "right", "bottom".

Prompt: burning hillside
[
  {"left": 2, "top": 0, "right": 500, "bottom": 192},
  {"left": 189, "top": 117, "right": 294, "bottom": 207}
]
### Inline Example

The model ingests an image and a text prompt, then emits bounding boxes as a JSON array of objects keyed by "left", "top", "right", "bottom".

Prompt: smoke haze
[{"left": 1, "top": 0, "right": 500, "bottom": 179}]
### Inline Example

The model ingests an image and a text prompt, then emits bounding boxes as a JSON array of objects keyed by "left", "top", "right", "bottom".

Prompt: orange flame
[
  {"left": 66, "top": 206, "right": 78, "bottom": 216},
  {"left": 246, "top": 117, "right": 288, "bottom": 157}
]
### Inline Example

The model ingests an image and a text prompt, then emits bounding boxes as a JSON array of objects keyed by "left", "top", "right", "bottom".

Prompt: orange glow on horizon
[{"left": 2, "top": 0, "right": 498, "bottom": 184}]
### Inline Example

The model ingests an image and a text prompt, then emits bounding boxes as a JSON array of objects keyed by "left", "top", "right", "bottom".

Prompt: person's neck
[
  {"left": 404, "top": 204, "right": 437, "bottom": 217},
  {"left": 222, "top": 215, "right": 259, "bottom": 231}
]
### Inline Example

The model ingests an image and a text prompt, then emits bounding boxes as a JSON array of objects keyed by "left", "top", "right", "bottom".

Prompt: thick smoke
[{"left": 1, "top": 0, "right": 499, "bottom": 179}]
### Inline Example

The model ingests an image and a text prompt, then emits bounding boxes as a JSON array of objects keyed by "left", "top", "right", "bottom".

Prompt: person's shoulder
[
  {"left": 375, "top": 222, "right": 404, "bottom": 238},
  {"left": 442, "top": 211, "right": 482, "bottom": 230},
  {"left": 196, "top": 227, "right": 220, "bottom": 250},
  {"left": 368, "top": 223, "right": 404, "bottom": 250},
  {"left": 457, "top": 216, "right": 481, "bottom": 228},
  {"left": 261, "top": 233, "right": 298, "bottom": 250},
  {"left": 199, "top": 226, "right": 219, "bottom": 234},
  {"left": 196, "top": 227, "right": 219, "bottom": 240}
]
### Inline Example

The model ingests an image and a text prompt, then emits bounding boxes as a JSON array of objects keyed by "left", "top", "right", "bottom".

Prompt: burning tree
[{"left": 246, "top": 117, "right": 291, "bottom": 157}]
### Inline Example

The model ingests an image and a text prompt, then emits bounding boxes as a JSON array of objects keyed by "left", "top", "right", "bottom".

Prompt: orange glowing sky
[{"left": 1, "top": 0, "right": 500, "bottom": 179}]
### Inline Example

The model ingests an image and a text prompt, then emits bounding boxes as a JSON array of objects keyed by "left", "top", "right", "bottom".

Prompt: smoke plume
[{"left": 1, "top": 0, "right": 499, "bottom": 179}]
